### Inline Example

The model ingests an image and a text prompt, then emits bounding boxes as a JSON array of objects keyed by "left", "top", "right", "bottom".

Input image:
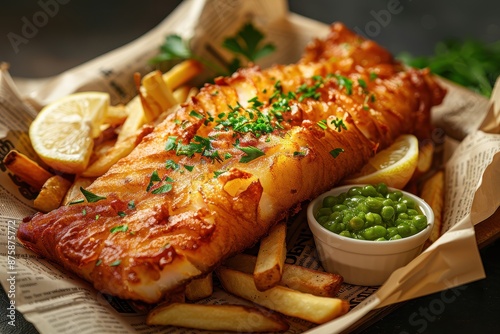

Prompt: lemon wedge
[
  {"left": 343, "top": 134, "right": 419, "bottom": 189},
  {"left": 29, "top": 92, "right": 109, "bottom": 174}
]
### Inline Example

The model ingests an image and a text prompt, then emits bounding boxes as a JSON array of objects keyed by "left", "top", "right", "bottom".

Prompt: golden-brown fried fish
[{"left": 18, "top": 23, "right": 445, "bottom": 303}]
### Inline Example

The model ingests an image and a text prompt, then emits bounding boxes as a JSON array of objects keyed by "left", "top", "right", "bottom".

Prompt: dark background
[{"left": 1, "top": 1, "right": 500, "bottom": 333}]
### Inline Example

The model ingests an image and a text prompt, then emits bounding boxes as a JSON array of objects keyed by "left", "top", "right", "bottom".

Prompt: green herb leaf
[
  {"left": 80, "top": 187, "right": 106, "bottom": 203},
  {"left": 369, "top": 72, "right": 378, "bottom": 81},
  {"left": 146, "top": 170, "right": 162, "bottom": 192},
  {"left": 95, "top": 214, "right": 100, "bottom": 220},
  {"left": 95, "top": 259, "right": 102, "bottom": 266},
  {"left": 189, "top": 110, "right": 204, "bottom": 119},
  {"left": 165, "top": 136, "right": 178, "bottom": 151},
  {"left": 330, "top": 118, "right": 347, "bottom": 132},
  {"left": 184, "top": 165, "right": 194, "bottom": 172},
  {"left": 117, "top": 211, "right": 126, "bottom": 218},
  {"left": 110, "top": 224, "right": 128, "bottom": 233},
  {"left": 82, "top": 208, "right": 87, "bottom": 216},
  {"left": 151, "top": 184, "right": 173, "bottom": 194},
  {"left": 330, "top": 148, "right": 344, "bottom": 158},
  {"left": 235, "top": 143, "right": 265, "bottom": 163},
  {"left": 109, "top": 260, "right": 121, "bottom": 267},
  {"left": 214, "top": 170, "right": 227, "bottom": 178},
  {"left": 317, "top": 120, "right": 328, "bottom": 130},
  {"left": 128, "top": 201, "right": 135, "bottom": 210},
  {"left": 293, "top": 151, "right": 306, "bottom": 157},
  {"left": 165, "top": 159, "right": 180, "bottom": 170},
  {"left": 222, "top": 22, "right": 276, "bottom": 62},
  {"left": 69, "top": 199, "right": 84, "bottom": 205},
  {"left": 333, "top": 74, "right": 353, "bottom": 95},
  {"left": 358, "top": 78, "right": 367, "bottom": 89},
  {"left": 149, "top": 35, "right": 192, "bottom": 64}
]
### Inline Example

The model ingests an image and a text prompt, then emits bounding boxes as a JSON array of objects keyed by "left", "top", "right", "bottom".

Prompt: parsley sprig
[{"left": 150, "top": 22, "right": 275, "bottom": 76}]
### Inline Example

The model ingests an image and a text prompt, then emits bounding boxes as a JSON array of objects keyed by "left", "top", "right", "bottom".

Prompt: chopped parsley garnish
[
  {"left": 146, "top": 170, "right": 162, "bottom": 192},
  {"left": 82, "top": 208, "right": 87, "bottom": 216},
  {"left": 152, "top": 184, "right": 173, "bottom": 194},
  {"left": 95, "top": 215, "right": 100, "bottom": 220},
  {"left": 369, "top": 72, "right": 378, "bottom": 81},
  {"left": 110, "top": 224, "right": 128, "bottom": 233},
  {"left": 214, "top": 170, "right": 227, "bottom": 178},
  {"left": 69, "top": 199, "right": 84, "bottom": 205},
  {"left": 117, "top": 211, "right": 126, "bottom": 218},
  {"left": 80, "top": 187, "right": 106, "bottom": 203},
  {"left": 109, "top": 260, "right": 121, "bottom": 267},
  {"left": 330, "top": 148, "right": 344, "bottom": 158},
  {"left": 165, "top": 159, "right": 180, "bottom": 170},
  {"left": 128, "top": 201, "right": 135, "bottom": 210},
  {"left": 317, "top": 120, "right": 328, "bottom": 130},
  {"left": 333, "top": 74, "right": 353, "bottom": 95},
  {"left": 95, "top": 259, "right": 102, "bottom": 266},
  {"left": 224, "top": 152, "right": 232, "bottom": 160},
  {"left": 189, "top": 110, "right": 204, "bottom": 119},
  {"left": 165, "top": 136, "right": 178, "bottom": 151},
  {"left": 330, "top": 118, "right": 347, "bottom": 132},
  {"left": 296, "top": 76, "right": 323, "bottom": 102},
  {"left": 167, "top": 135, "right": 222, "bottom": 163},
  {"left": 293, "top": 151, "right": 306, "bottom": 157},
  {"left": 184, "top": 165, "right": 194, "bottom": 172},
  {"left": 235, "top": 141, "right": 265, "bottom": 163},
  {"left": 357, "top": 78, "right": 368, "bottom": 89}
]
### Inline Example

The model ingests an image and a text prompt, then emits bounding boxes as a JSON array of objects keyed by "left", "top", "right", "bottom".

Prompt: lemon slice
[
  {"left": 29, "top": 92, "right": 109, "bottom": 174},
  {"left": 343, "top": 134, "right": 419, "bottom": 189}
]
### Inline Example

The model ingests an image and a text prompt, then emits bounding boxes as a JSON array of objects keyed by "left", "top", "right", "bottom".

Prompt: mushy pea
[{"left": 315, "top": 184, "right": 428, "bottom": 241}]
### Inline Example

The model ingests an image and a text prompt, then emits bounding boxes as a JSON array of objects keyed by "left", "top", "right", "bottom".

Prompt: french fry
[
  {"left": 172, "top": 85, "right": 191, "bottom": 104},
  {"left": 63, "top": 176, "right": 95, "bottom": 205},
  {"left": 216, "top": 267, "right": 349, "bottom": 324},
  {"left": 224, "top": 254, "right": 343, "bottom": 297},
  {"left": 162, "top": 59, "right": 203, "bottom": 90},
  {"left": 3, "top": 150, "right": 54, "bottom": 190},
  {"left": 147, "top": 302, "right": 289, "bottom": 332},
  {"left": 103, "top": 104, "right": 128, "bottom": 126},
  {"left": 254, "top": 222, "right": 287, "bottom": 291},
  {"left": 185, "top": 273, "right": 213, "bottom": 301},
  {"left": 142, "top": 70, "right": 178, "bottom": 122},
  {"left": 420, "top": 170, "right": 445, "bottom": 245},
  {"left": 34, "top": 175, "right": 72, "bottom": 212},
  {"left": 417, "top": 141, "right": 434, "bottom": 175},
  {"left": 82, "top": 125, "right": 154, "bottom": 177}
]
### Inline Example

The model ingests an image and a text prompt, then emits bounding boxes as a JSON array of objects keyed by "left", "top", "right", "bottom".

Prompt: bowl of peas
[{"left": 307, "top": 183, "right": 434, "bottom": 286}]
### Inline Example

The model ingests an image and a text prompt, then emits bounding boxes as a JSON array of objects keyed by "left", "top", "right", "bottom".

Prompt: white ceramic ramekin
[{"left": 307, "top": 185, "right": 434, "bottom": 286}]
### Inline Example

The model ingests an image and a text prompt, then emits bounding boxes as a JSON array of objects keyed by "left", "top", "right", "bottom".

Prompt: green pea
[
  {"left": 362, "top": 225, "right": 387, "bottom": 240},
  {"left": 316, "top": 207, "right": 333, "bottom": 217},
  {"left": 387, "top": 190, "right": 402, "bottom": 202},
  {"left": 381, "top": 205, "right": 395, "bottom": 220},
  {"left": 396, "top": 203, "right": 407, "bottom": 214},
  {"left": 365, "top": 212, "right": 382, "bottom": 226},
  {"left": 401, "top": 196, "right": 416, "bottom": 209},
  {"left": 339, "top": 230, "right": 352, "bottom": 238},
  {"left": 348, "top": 186, "right": 363, "bottom": 197},
  {"left": 397, "top": 222, "right": 412, "bottom": 237},
  {"left": 349, "top": 216, "right": 365, "bottom": 231},
  {"left": 375, "top": 237, "right": 387, "bottom": 241},
  {"left": 366, "top": 198, "right": 383, "bottom": 213},
  {"left": 412, "top": 215, "right": 428, "bottom": 230},
  {"left": 333, "top": 204, "right": 348, "bottom": 212},
  {"left": 382, "top": 198, "right": 394, "bottom": 207},
  {"left": 361, "top": 185, "right": 379, "bottom": 197},
  {"left": 342, "top": 211, "right": 354, "bottom": 224},
  {"left": 387, "top": 226, "right": 398, "bottom": 238},
  {"left": 398, "top": 213, "right": 409, "bottom": 220},
  {"left": 317, "top": 215, "right": 329, "bottom": 224},
  {"left": 390, "top": 234, "right": 402, "bottom": 240},
  {"left": 357, "top": 203, "right": 369, "bottom": 213},
  {"left": 322, "top": 195, "right": 337, "bottom": 208},
  {"left": 407, "top": 209, "right": 419, "bottom": 217},
  {"left": 376, "top": 183, "right": 388, "bottom": 196},
  {"left": 409, "top": 223, "right": 418, "bottom": 235}
]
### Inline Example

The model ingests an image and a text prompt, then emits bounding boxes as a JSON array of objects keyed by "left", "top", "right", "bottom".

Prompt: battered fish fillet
[{"left": 18, "top": 23, "right": 445, "bottom": 303}]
